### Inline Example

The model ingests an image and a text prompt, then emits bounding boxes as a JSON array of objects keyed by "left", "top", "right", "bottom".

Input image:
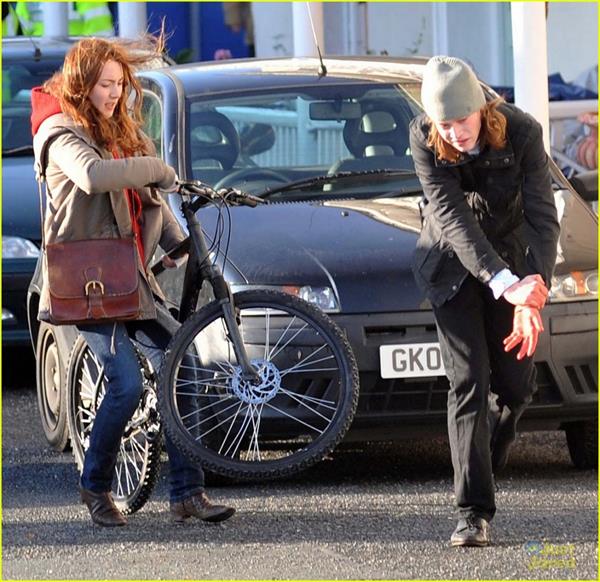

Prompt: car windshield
[
  {"left": 2, "top": 59, "right": 64, "bottom": 154},
  {"left": 186, "top": 83, "right": 424, "bottom": 200}
]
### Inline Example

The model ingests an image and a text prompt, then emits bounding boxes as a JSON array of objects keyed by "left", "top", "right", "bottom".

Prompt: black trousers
[{"left": 433, "top": 276, "right": 536, "bottom": 522}]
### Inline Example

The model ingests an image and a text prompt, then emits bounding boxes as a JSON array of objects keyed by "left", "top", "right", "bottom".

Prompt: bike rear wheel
[
  {"left": 158, "top": 289, "right": 359, "bottom": 480},
  {"left": 66, "top": 336, "right": 162, "bottom": 514}
]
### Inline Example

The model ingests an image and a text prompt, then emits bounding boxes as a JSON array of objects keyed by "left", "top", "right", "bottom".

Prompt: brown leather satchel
[
  {"left": 37, "top": 130, "right": 141, "bottom": 325},
  {"left": 43, "top": 237, "right": 141, "bottom": 325}
]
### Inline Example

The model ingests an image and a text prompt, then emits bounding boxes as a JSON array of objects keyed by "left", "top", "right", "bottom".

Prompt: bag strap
[{"left": 36, "top": 128, "right": 74, "bottom": 250}]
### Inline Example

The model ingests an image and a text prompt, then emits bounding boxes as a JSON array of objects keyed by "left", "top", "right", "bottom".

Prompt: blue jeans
[{"left": 77, "top": 316, "right": 204, "bottom": 503}]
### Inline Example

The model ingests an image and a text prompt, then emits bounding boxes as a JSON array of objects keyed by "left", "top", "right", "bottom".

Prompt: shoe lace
[{"left": 465, "top": 516, "right": 481, "bottom": 531}]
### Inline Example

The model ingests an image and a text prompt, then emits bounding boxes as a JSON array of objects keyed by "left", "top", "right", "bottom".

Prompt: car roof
[
  {"left": 2, "top": 36, "right": 77, "bottom": 61},
  {"left": 2, "top": 36, "right": 173, "bottom": 68},
  {"left": 140, "top": 56, "right": 428, "bottom": 96}
]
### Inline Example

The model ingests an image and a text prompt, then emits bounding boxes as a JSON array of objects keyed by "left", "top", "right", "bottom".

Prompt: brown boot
[
  {"left": 170, "top": 492, "right": 235, "bottom": 524},
  {"left": 80, "top": 487, "right": 127, "bottom": 527}
]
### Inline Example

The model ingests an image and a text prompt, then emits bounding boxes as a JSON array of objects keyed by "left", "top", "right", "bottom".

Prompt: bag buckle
[{"left": 85, "top": 280, "right": 105, "bottom": 295}]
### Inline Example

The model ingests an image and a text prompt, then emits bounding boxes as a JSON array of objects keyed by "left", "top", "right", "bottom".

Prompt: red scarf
[{"left": 112, "top": 149, "right": 145, "bottom": 266}]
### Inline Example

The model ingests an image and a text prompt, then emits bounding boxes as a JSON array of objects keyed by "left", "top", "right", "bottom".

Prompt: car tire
[
  {"left": 565, "top": 420, "right": 598, "bottom": 469},
  {"left": 36, "top": 322, "right": 70, "bottom": 451}
]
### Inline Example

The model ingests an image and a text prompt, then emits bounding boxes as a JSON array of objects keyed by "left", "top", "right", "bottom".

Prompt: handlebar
[{"left": 176, "top": 179, "right": 266, "bottom": 212}]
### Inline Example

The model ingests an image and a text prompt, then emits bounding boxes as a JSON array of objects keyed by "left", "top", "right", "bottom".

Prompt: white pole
[
  {"left": 511, "top": 2, "right": 550, "bottom": 152},
  {"left": 42, "top": 2, "right": 68, "bottom": 37},
  {"left": 431, "top": 3, "right": 449, "bottom": 56},
  {"left": 118, "top": 2, "right": 148, "bottom": 39},
  {"left": 292, "top": 2, "right": 324, "bottom": 57}
]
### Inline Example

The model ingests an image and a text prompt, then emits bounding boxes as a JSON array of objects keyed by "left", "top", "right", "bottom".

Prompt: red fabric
[
  {"left": 112, "top": 149, "right": 146, "bottom": 266},
  {"left": 30, "top": 86, "right": 62, "bottom": 135}
]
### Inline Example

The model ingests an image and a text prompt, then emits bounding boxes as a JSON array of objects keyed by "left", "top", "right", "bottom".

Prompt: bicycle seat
[{"left": 190, "top": 110, "right": 240, "bottom": 170}]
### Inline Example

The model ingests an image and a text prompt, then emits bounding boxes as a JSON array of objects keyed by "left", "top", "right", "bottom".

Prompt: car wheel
[
  {"left": 565, "top": 420, "right": 598, "bottom": 469},
  {"left": 36, "top": 322, "right": 70, "bottom": 451}
]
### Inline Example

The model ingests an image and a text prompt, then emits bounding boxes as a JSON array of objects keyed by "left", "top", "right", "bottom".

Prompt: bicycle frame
[{"left": 176, "top": 192, "right": 258, "bottom": 380}]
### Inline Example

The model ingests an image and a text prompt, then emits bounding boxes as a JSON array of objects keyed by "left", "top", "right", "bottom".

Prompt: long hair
[
  {"left": 43, "top": 35, "right": 166, "bottom": 154},
  {"left": 426, "top": 98, "right": 507, "bottom": 163}
]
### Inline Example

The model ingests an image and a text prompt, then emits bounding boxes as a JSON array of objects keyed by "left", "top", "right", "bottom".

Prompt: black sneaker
[{"left": 450, "top": 516, "right": 490, "bottom": 547}]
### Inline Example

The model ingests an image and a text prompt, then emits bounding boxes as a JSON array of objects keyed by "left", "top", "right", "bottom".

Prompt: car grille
[
  {"left": 357, "top": 373, "right": 449, "bottom": 414},
  {"left": 564, "top": 363, "right": 598, "bottom": 395},
  {"left": 356, "top": 362, "right": 565, "bottom": 415}
]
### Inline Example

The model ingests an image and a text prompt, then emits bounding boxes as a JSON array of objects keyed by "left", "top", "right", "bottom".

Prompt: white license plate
[{"left": 379, "top": 342, "right": 446, "bottom": 379}]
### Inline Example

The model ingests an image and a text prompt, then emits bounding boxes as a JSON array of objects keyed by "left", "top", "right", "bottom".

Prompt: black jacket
[{"left": 409, "top": 103, "right": 560, "bottom": 307}]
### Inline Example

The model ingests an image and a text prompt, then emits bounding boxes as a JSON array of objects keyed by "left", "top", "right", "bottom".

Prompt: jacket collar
[{"left": 433, "top": 137, "right": 515, "bottom": 169}]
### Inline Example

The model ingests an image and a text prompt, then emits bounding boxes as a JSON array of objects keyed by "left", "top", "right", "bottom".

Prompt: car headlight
[
  {"left": 231, "top": 284, "right": 340, "bottom": 313},
  {"left": 549, "top": 270, "right": 598, "bottom": 302},
  {"left": 2, "top": 236, "right": 40, "bottom": 259},
  {"left": 281, "top": 285, "right": 340, "bottom": 312}
]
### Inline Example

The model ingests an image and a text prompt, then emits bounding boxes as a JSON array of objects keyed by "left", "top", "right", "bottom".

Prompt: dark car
[
  {"left": 26, "top": 57, "right": 598, "bottom": 469},
  {"left": 2, "top": 37, "right": 75, "bottom": 346}
]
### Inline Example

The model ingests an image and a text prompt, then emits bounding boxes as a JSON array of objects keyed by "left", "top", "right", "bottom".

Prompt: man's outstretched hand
[{"left": 503, "top": 305, "right": 544, "bottom": 360}]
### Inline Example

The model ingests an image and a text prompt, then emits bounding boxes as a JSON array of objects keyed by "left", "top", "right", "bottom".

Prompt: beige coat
[{"left": 33, "top": 113, "right": 185, "bottom": 321}]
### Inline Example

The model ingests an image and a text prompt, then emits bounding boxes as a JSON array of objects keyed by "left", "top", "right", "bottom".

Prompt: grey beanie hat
[{"left": 421, "top": 56, "right": 486, "bottom": 122}]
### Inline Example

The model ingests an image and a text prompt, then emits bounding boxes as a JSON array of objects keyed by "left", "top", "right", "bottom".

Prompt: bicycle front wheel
[{"left": 158, "top": 289, "right": 359, "bottom": 480}]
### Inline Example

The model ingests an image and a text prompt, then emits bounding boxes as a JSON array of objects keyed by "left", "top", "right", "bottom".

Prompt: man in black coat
[{"left": 409, "top": 56, "right": 560, "bottom": 547}]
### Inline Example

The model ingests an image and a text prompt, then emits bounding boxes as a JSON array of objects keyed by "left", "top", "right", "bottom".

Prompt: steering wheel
[{"left": 214, "top": 168, "right": 289, "bottom": 190}]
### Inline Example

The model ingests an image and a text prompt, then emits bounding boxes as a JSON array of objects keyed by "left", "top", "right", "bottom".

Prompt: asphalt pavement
[{"left": 2, "top": 380, "right": 598, "bottom": 580}]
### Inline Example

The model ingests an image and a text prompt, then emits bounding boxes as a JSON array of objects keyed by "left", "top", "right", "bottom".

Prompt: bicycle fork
[{"left": 183, "top": 202, "right": 258, "bottom": 381}]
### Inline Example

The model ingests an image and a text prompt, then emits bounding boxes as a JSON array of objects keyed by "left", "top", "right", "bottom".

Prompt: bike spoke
[
  {"left": 265, "top": 401, "right": 324, "bottom": 434},
  {"left": 218, "top": 400, "right": 248, "bottom": 456},
  {"left": 281, "top": 356, "right": 339, "bottom": 378},
  {"left": 223, "top": 402, "right": 255, "bottom": 459},
  {"left": 279, "top": 387, "right": 337, "bottom": 410},
  {"left": 115, "top": 463, "right": 124, "bottom": 498},
  {"left": 174, "top": 376, "right": 229, "bottom": 388},
  {"left": 279, "top": 345, "right": 332, "bottom": 377},
  {"left": 184, "top": 398, "right": 242, "bottom": 432},
  {"left": 269, "top": 318, "right": 310, "bottom": 361},
  {"left": 277, "top": 389, "right": 334, "bottom": 423},
  {"left": 246, "top": 403, "right": 264, "bottom": 461},
  {"left": 195, "top": 401, "right": 249, "bottom": 442},
  {"left": 179, "top": 395, "right": 233, "bottom": 421},
  {"left": 263, "top": 310, "right": 271, "bottom": 360}
]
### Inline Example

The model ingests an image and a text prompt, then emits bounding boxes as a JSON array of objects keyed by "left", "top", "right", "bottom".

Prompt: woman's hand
[
  {"left": 502, "top": 274, "right": 548, "bottom": 310},
  {"left": 157, "top": 166, "right": 178, "bottom": 192},
  {"left": 503, "top": 305, "right": 544, "bottom": 360}
]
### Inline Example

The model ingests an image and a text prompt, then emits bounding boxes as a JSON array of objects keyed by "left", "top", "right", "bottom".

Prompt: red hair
[{"left": 43, "top": 35, "right": 165, "bottom": 154}]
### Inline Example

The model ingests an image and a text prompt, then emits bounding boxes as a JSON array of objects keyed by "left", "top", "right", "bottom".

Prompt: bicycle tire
[
  {"left": 66, "top": 335, "right": 162, "bottom": 514},
  {"left": 158, "top": 289, "right": 359, "bottom": 480}
]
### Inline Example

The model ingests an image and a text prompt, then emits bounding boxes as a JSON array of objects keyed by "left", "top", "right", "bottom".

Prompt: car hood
[
  {"left": 205, "top": 197, "right": 427, "bottom": 313},
  {"left": 2, "top": 156, "right": 41, "bottom": 242}
]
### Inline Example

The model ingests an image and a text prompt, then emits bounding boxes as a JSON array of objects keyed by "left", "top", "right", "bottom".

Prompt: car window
[
  {"left": 2, "top": 60, "right": 64, "bottom": 153},
  {"left": 186, "top": 83, "right": 422, "bottom": 193},
  {"left": 141, "top": 91, "right": 163, "bottom": 156}
]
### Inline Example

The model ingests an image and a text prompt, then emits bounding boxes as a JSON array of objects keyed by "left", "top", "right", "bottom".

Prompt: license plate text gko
[{"left": 379, "top": 342, "right": 446, "bottom": 379}]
